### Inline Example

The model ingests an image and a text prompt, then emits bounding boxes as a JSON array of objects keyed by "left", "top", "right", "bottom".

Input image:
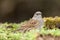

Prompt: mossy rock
[{"left": 43, "top": 16, "right": 60, "bottom": 29}]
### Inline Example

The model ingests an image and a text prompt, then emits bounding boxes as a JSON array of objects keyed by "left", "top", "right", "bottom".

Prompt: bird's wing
[{"left": 15, "top": 19, "right": 39, "bottom": 32}]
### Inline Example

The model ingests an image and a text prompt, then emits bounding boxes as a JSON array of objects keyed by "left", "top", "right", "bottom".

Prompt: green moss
[{"left": 0, "top": 17, "right": 60, "bottom": 40}]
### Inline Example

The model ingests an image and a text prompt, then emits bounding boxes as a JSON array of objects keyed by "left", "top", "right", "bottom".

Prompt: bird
[{"left": 15, "top": 11, "right": 44, "bottom": 33}]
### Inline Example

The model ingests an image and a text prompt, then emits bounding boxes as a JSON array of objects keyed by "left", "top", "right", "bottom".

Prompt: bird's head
[
  {"left": 32, "top": 11, "right": 42, "bottom": 20},
  {"left": 35, "top": 11, "right": 42, "bottom": 15}
]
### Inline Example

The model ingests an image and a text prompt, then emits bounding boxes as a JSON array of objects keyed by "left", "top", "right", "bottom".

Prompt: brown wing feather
[{"left": 16, "top": 19, "right": 39, "bottom": 32}]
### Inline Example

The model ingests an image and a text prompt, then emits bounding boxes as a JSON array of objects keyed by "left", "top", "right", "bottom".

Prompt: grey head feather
[
  {"left": 32, "top": 11, "right": 44, "bottom": 29},
  {"left": 32, "top": 11, "right": 42, "bottom": 20}
]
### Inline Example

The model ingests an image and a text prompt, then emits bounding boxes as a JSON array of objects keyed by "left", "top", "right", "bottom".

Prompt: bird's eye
[
  {"left": 36, "top": 14, "right": 39, "bottom": 15},
  {"left": 36, "top": 13, "right": 41, "bottom": 15}
]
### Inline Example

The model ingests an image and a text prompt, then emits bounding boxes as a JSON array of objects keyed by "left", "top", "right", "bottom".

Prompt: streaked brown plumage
[{"left": 15, "top": 11, "right": 44, "bottom": 32}]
